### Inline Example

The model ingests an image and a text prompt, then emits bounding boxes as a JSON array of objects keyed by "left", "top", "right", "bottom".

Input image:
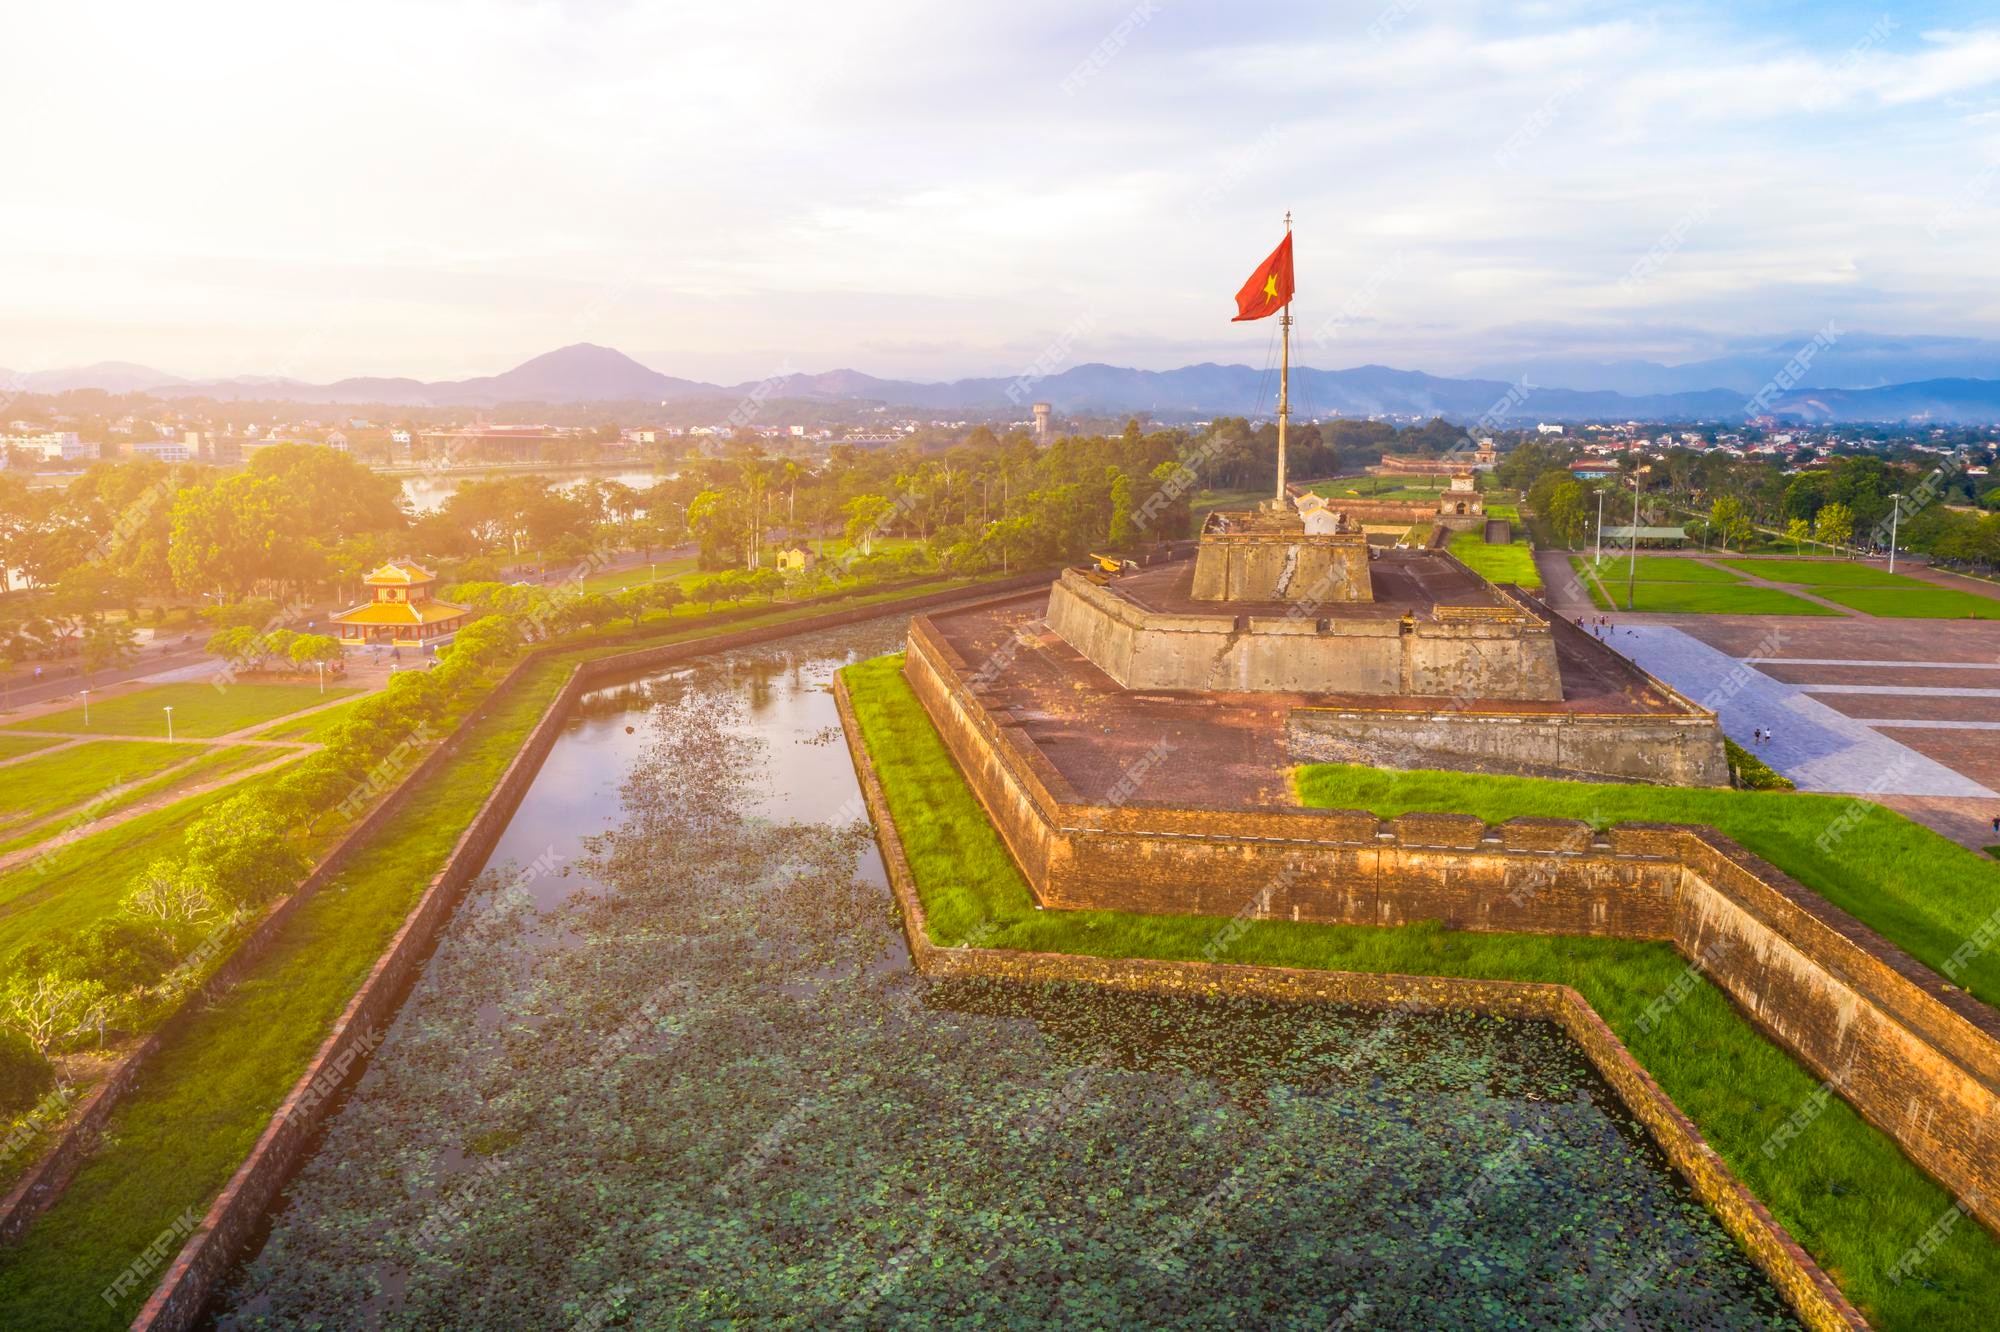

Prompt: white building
[
  {"left": 1, "top": 431, "right": 89, "bottom": 464},
  {"left": 1535, "top": 423, "right": 1565, "bottom": 436},
  {"left": 132, "top": 440, "right": 194, "bottom": 463}
]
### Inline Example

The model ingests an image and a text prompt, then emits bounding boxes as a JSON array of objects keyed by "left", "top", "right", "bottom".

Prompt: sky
[{"left": 4, "top": 1, "right": 1999, "bottom": 386}]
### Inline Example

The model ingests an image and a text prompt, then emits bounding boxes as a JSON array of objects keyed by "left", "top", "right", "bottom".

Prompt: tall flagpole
[{"left": 1275, "top": 209, "right": 1292, "bottom": 508}]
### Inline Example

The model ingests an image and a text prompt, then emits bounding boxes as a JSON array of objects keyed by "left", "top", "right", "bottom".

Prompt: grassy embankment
[
  {"left": 0, "top": 745, "right": 286, "bottom": 862},
  {"left": 840, "top": 653, "right": 2000, "bottom": 1331},
  {"left": 0, "top": 574, "right": 991, "bottom": 1331}
]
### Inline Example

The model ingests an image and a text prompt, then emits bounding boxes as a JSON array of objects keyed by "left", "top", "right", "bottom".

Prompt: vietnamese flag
[{"left": 1231, "top": 232, "right": 1294, "bottom": 321}]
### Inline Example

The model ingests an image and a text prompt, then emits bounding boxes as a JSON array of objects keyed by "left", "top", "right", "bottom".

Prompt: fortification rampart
[{"left": 903, "top": 613, "right": 2000, "bottom": 1236}]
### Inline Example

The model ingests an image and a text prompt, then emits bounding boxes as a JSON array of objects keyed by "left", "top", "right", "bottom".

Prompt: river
[
  {"left": 396, "top": 467, "right": 675, "bottom": 514},
  {"left": 210, "top": 610, "right": 1801, "bottom": 1330}
]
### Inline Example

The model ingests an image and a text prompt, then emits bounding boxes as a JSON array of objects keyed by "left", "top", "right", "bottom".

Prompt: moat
[{"left": 212, "top": 613, "right": 1801, "bottom": 1329}]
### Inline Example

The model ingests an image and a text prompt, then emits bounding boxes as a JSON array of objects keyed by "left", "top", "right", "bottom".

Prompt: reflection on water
[{"left": 214, "top": 612, "right": 1800, "bottom": 1331}]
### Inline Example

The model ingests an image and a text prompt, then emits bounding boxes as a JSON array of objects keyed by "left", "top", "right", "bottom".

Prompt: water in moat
[{"left": 213, "top": 612, "right": 1802, "bottom": 1330}]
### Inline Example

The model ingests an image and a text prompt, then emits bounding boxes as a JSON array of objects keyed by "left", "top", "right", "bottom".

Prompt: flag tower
[{"left": 1230, "top": 213, "right": 1297, "bottom": 509}]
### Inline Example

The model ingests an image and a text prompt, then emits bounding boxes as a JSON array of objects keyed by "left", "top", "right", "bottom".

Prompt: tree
[
  {"left": 1545, "top": 481, "right": 1588, "bottom": 548},
  {"left": 78, "top": 621, "right": 136, "bottom": 684},
  {"left": 615, "top": 586, "right": 652, "bottom": 628},
  {"left": 653, "top": 583, "right": 686, "bottom": 617},
  {"left": 0, "top": 972, "right": 111, "bottom": 1056},
  {"left": 122, "top": 858, "right": 218, "bottom": 941},
  {"left": 181, "top": 794, "right": 309, "bottom": 911},
  {"left": 1709, "top": 496, "right": 1744, "bottom": 552},
  {"left": 1814, "top": 502, "right": 1855, "bottom": 554},
  {"left": 288, "top": 633, "right": 343, "bottom": 669},
  {"left": 1785, "top": 516, "right": 1810, "bottom": 554},
  {"left": 168, "top": 474, "right": 324, "bottom": 598}
]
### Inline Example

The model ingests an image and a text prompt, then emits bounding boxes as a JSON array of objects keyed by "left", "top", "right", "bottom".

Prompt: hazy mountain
[
  {"left": 20, "top": 340, "right": 2000, "bottom": 422},
  {"left": 5, "top": 361, "right": 185, "bottom": 393},
  {"left": 1467, "top": 331, "right": 2000, "bottom": 397}
]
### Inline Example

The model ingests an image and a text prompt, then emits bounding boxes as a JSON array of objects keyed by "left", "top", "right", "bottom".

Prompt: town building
[{"left": 331, "top": 561, "right": 471, "bottom": 648}]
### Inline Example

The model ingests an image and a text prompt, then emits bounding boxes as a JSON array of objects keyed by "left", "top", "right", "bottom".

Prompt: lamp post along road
[
  {"left": 1887, "top": 492, "right": 1902, "bottom": 573},
  {"left": 81, "top": 688, "right": 90, "bottom": 727},
  {"left": 163, "top": 705, "right": 173, "bottom": 743}
]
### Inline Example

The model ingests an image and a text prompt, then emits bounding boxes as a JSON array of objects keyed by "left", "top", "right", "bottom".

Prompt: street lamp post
[
  {"left": 163, "top": 705, "right": 173, "bottom": 743},
  {"left": 1887, "top": 492, "right": 1902, "bottom": 573},
  {"left": 1594, "top": 490, "right": 1605, "bottom": 565},
  {"left": 315, "top": 660, "right": 326, "bottom": 695},
  {"left": 1626, "top": 471, "right": 1642, "bottom": 613},
  {"left": 81, "top": 688, "right": 90, "bottom": 726}
]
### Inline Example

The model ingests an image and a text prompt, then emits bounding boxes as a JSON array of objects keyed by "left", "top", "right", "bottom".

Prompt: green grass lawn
[
  {"left": 1449, "top": 529, "right": 1541, "bottom": 591},
  {"left": 840, "top": 654, "right": 2000, "bottom": 1331},
  {"left": 7, "top": 683, "right": 361, "bottom": 739},
  {"left": 251, "top": 696, "right": 364, "bottom": 743},
  {"left": 1580, "top": 576, "right": 1841, "bottom": 616},
  {"left": 1573, "top": 555, "right": 1747, "bottom": 584},
  {"left": 1289, "top": 761, "right": 2000, "bottom": 1007},
  {"left": 0, "top": 742, "right": 208, "bottom": 840},
  {"left": 1717, "top": 558, "right": 1910, "bottom": 587},
  {"left": 0, "top": 574, "right": 1004, "bottom": 1330},
  {"left": 0, "top": 734, "right": 60, "bottom": 761},
  {"left": 1815, "top": 586, "right": 2000, "bottom": 620}
]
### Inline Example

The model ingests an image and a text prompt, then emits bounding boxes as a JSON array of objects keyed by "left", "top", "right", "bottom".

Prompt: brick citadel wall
[
  {"left": 1045, "top": 569, "right": 1565, "bottom": 700},
  {"left": 835, "top": 672, "right": 1867, "bottom": 1332},
  {"left": 903, "top": 613, "right": 2000, "bottom": 1238}
]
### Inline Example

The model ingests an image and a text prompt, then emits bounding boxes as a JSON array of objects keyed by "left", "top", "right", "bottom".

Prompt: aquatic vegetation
[{"left": 220, "top": 636, "right": 1797, "bottom": 1330}]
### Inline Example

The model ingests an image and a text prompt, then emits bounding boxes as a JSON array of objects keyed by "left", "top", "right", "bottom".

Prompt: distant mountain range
[{"left": 10, "top": 339, "right": 2000, "bottom": 424}]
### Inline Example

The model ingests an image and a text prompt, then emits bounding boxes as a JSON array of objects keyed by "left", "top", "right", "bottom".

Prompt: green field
[
  {"left": 1581, "top": 577, "right": 1839, "bottom": 616},
  {"left": 7, "top": 683, "right": 360, "bottom": 739},
  {"left": 839, "top": 654, "right": 2000, "bottom": 1331},
  {"left": 1717, "top": 559, "right": 1910, "bottom": 587},
  {"left": 0, "top": 734, "right": 60, "bottom": 761},
  {"left": 252, "top": 696, "right": 364, "bottom": 743},
  {"left": 1573, "top": 555, "right": 1746, "bottom": 584},
  {"left": 1815, "top": 586, "right": 2000, "bottom": 619},
  {"left": 0, "top": 741, "right": 208, "bottom": 841},
  {"left": 1449, "top": 529, "right": 1540, "bottom": 591}
]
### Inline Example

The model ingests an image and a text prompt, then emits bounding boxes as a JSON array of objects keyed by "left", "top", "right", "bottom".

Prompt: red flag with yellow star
[{"left": 1231, "top": 232, "right": 1294, "bottom": 321}]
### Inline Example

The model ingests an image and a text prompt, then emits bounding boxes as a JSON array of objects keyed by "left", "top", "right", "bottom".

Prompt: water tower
[{"left": 1031, "top": 402, "right": 1052, "bottom": 443}]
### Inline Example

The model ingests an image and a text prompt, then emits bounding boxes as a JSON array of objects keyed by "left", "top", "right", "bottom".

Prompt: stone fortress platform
[{"left": 1037, "top": 494, "right": 1726, "bottom": 786}]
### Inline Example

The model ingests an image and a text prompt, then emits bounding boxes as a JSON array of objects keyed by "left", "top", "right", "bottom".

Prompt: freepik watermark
[
  {"left": 1886, "top": 1192, "right": 1984, "bottom": 1285},
  {"left": 724, "top": 361, "right": 799, "bottom": 433},
  {"left": 1619, "top": 197, "right": 1716, "bottom": 292},
  {"left": 1760, "top": 1066, "right": 1854, "bottom": 1159},
  {"left": 101, "top": 1205, "right": 203, "bottom": 1307},
  {"left": 283, "top": 1024, "right": 385, "bottom": 1126},
  {"left": 1060, "top": 2, "right": 1159, "bottom": 96},
  {"left": 1634, "top": 938, "right": 1733, "bottom": 1035},
  {"left": 1744, "top": 321, "right": 1840, "bottom": 417},
  {"left": 1004, "top": 308, "right": 1100, "bottom": 406}
]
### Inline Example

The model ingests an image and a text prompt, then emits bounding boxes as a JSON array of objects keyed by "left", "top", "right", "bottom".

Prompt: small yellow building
[
  {"left": 776, "top": 546, "right": 818, "bottom": 571},
  {"left": 332, "top": 561, "right": 470, "bottom": 647}
]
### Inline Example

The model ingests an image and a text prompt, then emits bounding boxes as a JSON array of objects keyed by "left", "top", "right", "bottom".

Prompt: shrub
[
  {"left": 0, "top": 1030, "right": 55, "bottom": 1118},
  {"left": 12, "top": 921, "right": 178, "bottom": 995}
]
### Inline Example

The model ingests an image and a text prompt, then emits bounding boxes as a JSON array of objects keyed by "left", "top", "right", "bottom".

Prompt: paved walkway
[{"left": 1605, "top": 625, "right": 1995, "bottom": 798}]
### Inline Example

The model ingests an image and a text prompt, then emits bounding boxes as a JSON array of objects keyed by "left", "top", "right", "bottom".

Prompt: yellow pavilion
[{"left": 332, "top": 561, "right": 470, "bottom": 647}]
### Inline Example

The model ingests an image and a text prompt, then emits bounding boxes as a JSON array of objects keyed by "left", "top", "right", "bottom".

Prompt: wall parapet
[
  {"left": 833, "top": 672, "right": 1868, "bottom": 1332},
  {"left": 902, "top": 611, "right": 2000, "bottom": 1239}
]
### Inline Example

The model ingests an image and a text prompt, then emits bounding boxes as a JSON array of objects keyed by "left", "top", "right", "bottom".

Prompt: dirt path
[{"left": 0, "top": 745, "right": 315, "bottom": 875}]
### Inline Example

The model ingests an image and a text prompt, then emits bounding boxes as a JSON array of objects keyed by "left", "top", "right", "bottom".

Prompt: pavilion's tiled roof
[
  {"left": 363, "top": 561, "right": 436, "bottom": 586},
  {"left": 332, "top": 599, "right": 468, "bottom": 626}
]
